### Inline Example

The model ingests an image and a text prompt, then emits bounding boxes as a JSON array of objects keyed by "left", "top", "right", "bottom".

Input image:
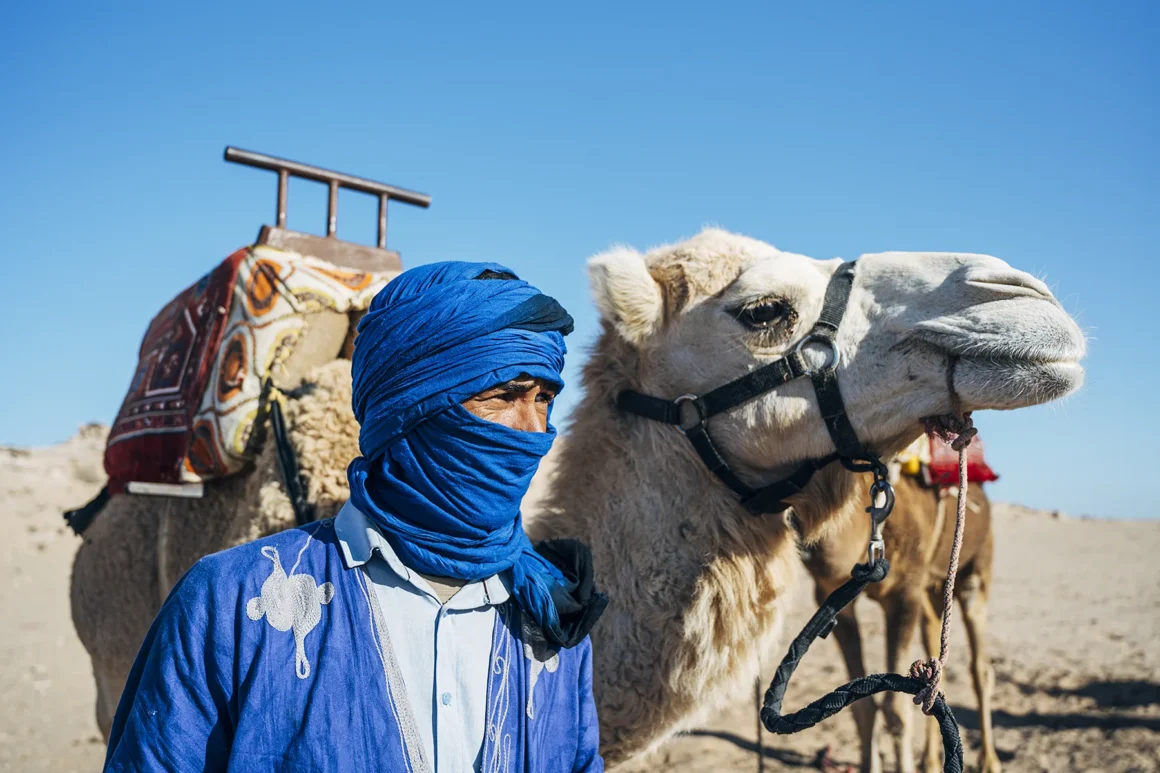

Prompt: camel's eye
[{"left": 734, "top": 300, "right": 789, "bottom": 330}]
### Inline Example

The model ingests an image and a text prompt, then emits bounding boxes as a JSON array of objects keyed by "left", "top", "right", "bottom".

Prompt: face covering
[{"left": 347, "top": 261, "right": 606, "bottom": 648}]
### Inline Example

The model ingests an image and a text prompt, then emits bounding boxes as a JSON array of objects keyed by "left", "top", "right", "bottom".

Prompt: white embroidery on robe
[
  {"left": 246, "top": 537, "right": 335, "bottom": 679},
  {"left": 485, "top": 620, "right": 513, "bottom": 773},
  {"left": 521, "top": 618, "right": 559, "bottom": 720}
]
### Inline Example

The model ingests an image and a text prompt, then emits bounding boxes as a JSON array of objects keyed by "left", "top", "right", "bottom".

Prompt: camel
[
  {"left": 70, "top": 228, "right": 1085, "bottom": 766},
  {"left": 802, "top": 466, "right": 998, "bottom": 773}
]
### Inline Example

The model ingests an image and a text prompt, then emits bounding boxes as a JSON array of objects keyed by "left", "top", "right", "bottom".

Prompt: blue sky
[{"left": 1, "top": 2, "right": 1156, "bottom": 519}]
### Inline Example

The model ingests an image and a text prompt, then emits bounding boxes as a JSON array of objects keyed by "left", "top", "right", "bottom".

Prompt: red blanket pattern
[
  {"left": 103, "top": 250, "right": 247, "bottom": 493},
  {"left": 926, "top": 431, "right": 999, "bottom": 487}
]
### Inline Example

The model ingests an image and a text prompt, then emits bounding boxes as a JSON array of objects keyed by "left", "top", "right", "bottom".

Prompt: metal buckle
[
  {"left": 866, "top": 477, "right": 895, "bottom": 566},
  {"left": 672, "top": 394, "right": 706, "bottom": 434},
  {"left": 794, "top": 333, "right": 841, "bottom": 374}
]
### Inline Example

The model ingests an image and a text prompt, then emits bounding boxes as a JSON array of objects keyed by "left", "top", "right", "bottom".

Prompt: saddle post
[
  {"left": 223, "top": 146, "right": 431, "bottom": 273},
  {"left": 276, "top": 168, "right": 288, "bottom": 227},
  {"left": 327, "top": 180, "right": 339, "bottom": 237},
  {"left": 377, "top": 194, "right": 389, "bottom": 248}
]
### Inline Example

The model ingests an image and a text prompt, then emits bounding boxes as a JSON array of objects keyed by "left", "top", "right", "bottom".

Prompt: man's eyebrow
[{"left": 498, "top": 381, "right": 535, "bottom": 394}]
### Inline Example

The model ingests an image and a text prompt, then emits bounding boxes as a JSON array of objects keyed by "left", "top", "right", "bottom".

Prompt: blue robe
[{"left": 104, "top": 519, "right": 603, "bottom": 772}]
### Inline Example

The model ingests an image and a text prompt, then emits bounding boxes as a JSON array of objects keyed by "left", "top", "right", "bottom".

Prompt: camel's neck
[
  {"left": 534, "top": 366, "right": 861, "bottom": 591},
  {"left": 531, "top": 362, "right": 862, "bottom": 761},
  {"left": 536, "top": 392, "right": 786, "bottom": 590}
]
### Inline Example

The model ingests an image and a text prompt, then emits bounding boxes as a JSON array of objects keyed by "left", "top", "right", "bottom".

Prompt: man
[{"left": 104, "top": 262, "right": 608, "bottom": 772}]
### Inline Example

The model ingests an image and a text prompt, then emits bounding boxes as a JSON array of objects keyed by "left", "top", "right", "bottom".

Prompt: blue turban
[{"left": 347, "top": 261, "right": 603, "bottom": 649}]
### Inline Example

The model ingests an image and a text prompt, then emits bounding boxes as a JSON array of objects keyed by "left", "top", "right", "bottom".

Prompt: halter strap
[
  {"left": 809, "top": 261, "right": 863, "bottom": 460},
  {"left": 616, "top": 261, "right": 873, "bottom": 515}
]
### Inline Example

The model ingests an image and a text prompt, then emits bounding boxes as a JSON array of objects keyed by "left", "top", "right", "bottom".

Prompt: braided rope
[
  {"left": 758, "top": 356, "right": 977, "bottom": 772},
  {"left": 911, "top": 413, "right": 977, "bottom": 713},
  {"left": 760, "top": 414, "right": 979, "bottom": 772},
  {"left": 759, "top": 558, "right": 964, "bottom": 773}
]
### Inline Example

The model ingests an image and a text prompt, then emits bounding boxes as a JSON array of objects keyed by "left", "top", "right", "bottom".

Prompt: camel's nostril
[{"left": 965, "top": 271, "right": 1055, "bottom": 303}]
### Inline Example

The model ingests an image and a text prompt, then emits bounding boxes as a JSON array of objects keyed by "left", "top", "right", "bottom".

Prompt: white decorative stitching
[
  {"left": 245, "top": 536, "right": 334, "bottom": 679},
  {"left": 485, "top": 607, "right": 513, "bottom": 773},
  {"left": 353, "top": 567, "right": 415, "bottom": 773},
  {"left": 357, "top": 565, "right": 432, "bottom": 773}
]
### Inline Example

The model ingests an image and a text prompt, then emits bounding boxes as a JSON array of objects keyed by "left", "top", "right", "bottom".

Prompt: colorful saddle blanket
[
  {"left": 895, "top": 431, "right": 999, "bottom": 488},
  {"left": 105, "top": 245, "right": 392, "bottom": 494}
]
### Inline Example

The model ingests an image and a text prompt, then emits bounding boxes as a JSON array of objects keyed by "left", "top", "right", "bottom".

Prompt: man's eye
[
  {"left": 735, "top": 301, "right": 788, "bottom": 329},
  {"left": 536, "top": 393, "right": 555, "bottom": 404}
]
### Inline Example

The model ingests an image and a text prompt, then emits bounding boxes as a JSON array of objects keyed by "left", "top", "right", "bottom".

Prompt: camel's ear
[{"left": 588, "top": 246, "right": 664, "bottom": 345}]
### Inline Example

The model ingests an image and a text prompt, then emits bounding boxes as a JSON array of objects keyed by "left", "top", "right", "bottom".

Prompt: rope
[
  {"left": 759, "top": 558, "right": 964, "bottom": 772},
  {"left": 756, "top": 359, "right": 975, "bottom": 772},
  {"left": 922, "top": 489, "right": 948, "bottom": 570},
  {"left": 910, "top": 413, "right": 976, "bottom": 714},
  {"left": 760, "top": 416, "right": 979, "bottom": 771},
  {"left": 754, "top": 671, "right": 765, "bottom": 773},
  {"left": 267, "top": 383, "right": 315, "bottom": 526}
]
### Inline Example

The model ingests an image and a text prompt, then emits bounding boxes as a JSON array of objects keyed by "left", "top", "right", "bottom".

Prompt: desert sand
[{"left": 2, "top": 427, "right": 1158, "bottom": 772}]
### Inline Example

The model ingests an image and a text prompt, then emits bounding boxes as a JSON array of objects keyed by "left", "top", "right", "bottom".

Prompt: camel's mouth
[
  {"left": 909, "top": 297, "right": 1087, "bottom": 412},
  {"left": 950, "top": 354, "right": 1085, "bottom": 411}
]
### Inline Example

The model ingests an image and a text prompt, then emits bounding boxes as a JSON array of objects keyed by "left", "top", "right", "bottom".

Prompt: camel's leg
[
  {"left": 94, "top": 667, "right": 116, "bottom": 741},
  {"left": 881, "top": 593, "right": 923, "bottom": 773},
  {"left": 93, "top": 656, "right": 135, "bottom": 742},
  {"left": 157, "top": 507, "right": 175, "bottom": 602},
  {"left": 958, "top": 573, "right": 1002, "bottom": 773},
  {"left": 818, "top": 584, "right": 881, "bottom": 773},
  {"left": 918, "top": 590, "right": 944, "bottom": 773}
]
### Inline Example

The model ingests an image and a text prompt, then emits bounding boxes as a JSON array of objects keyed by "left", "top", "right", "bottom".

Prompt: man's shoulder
[{"left": 177, "top": 519, "right": 341, "bottom": 602}]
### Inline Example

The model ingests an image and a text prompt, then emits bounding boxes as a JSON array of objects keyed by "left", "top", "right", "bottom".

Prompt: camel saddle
[
  {"left": 103, "top": 244, "right": 394, "bottom": 496},
  {"left": 895, "top": 431, "right": 999, "bottom": 488}
]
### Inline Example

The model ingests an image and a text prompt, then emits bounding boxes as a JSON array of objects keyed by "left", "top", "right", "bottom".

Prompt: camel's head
[{"left": 589, "top": 228, "right": 1085, "bottom": 485}]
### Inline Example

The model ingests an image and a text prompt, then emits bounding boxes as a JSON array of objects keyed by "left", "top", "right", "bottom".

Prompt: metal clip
[
  {"left": 866, "top": 477, "right": 895, "bottom": 566},
  {"left": 672, "top": 394, "right": 706, "bottom": 434}
]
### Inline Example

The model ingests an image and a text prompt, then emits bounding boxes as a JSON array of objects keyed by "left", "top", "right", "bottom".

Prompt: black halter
[{"left": 617, "top": 261, "right": 886, "bottom": 515}]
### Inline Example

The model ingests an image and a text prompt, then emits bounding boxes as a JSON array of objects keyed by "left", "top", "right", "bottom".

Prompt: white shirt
[{"left": 335, "top": 501, "right": 510, "bottom": 773}]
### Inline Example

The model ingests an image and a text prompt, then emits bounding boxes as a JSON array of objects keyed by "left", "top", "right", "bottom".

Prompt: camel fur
[{"left": 71, "top": 228, "right": 1086, "bottom": 765}]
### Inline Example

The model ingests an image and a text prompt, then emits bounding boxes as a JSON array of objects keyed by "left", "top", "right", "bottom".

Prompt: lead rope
[
  {"left": 754, "top": 670, "right": 765, "bottom": 773},
  {"left": 910, "top": 412, "right": 976, "bottom": 713},
  {"left": 760, "top": 421, "right": 978, "bottom": 772}
]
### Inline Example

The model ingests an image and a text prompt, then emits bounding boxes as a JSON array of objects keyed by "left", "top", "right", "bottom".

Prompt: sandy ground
[
  {"left": 1, "top": 425, "right": 108, "bottom": 772},
  {"left": 2, "top": 429, "right": 1158, "bottom": 772}
]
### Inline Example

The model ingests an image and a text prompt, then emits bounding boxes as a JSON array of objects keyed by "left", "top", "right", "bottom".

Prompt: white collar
[{"left": 334, "top": 500, "right": 511, "bottom": 607}]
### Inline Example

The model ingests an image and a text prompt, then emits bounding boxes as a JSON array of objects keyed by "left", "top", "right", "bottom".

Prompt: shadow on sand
[
  {"left": 949, "top": 677, "right": 1160, "bottom": 732},
  {"left": 1037, "top": 679, "right": 1160, "bottom": 709},
  {"left": 685, "top": 681, "right": 1160, "bottom": 770},
  {"left": 682, "top": 729, "right": 849, "bottom": 769}
]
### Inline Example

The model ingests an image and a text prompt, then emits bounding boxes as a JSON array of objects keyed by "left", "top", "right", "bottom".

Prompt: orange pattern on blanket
[
  {"left": 311, "top": 266, "right": 374, "bottom": 291},
  {"left": 246, "top": 259, "right": 282, "bottom": 316},
  {"left": 217, "top": 334, "right": 248, "bottom": 402},
  {"left": 185, "top": 420, "right": 227, "bottom": 477}
]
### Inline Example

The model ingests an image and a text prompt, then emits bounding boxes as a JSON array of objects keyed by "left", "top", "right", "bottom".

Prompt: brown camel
[
  {"left": 71, "top": 229, "right": 1085, "bottom": 766},
  {"left": 803, "top": 468, "right": 999, "bottom": 773}
]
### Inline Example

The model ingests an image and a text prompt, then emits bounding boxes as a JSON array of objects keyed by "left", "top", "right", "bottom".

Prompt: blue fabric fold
[{"left": 347, "top": 261, "right": 578, "bottom": 646}]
